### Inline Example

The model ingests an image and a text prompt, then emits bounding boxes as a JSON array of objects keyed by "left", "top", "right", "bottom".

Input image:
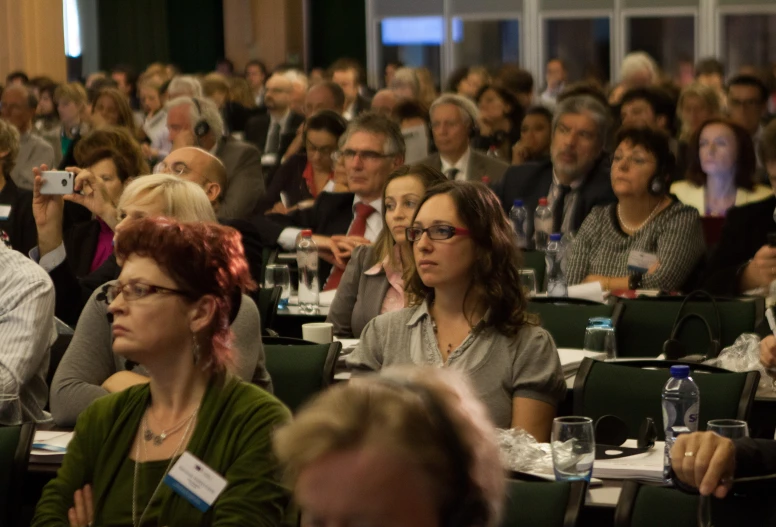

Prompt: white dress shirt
[
  {"left": 277, "top": 195, "right": 383, "bottom": 251},
  {"left": 440, "top": 148, "right": 472, "bottom": 181}
]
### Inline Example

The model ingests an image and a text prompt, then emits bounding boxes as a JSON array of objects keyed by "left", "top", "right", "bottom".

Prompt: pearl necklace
[{"left": 617, "top": 198, "right": 665, "bottom": 233}]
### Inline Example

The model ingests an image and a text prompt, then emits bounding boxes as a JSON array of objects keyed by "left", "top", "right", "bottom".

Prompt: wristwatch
[{"left": 628, "top": 273, "right": 643, "bottom": 290}]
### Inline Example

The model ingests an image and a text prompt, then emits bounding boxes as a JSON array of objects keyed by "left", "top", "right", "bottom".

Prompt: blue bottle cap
[
  {"left": 513, "top": 199, "right": 524, "bottom": 207},
  {"left": 588, "top": 317, "right": 613, "bottom": 327},
  {"left": 669, "top": 365, "right": 690, "bottom": 378},
  {"left": 549, "top": 233, "right": 562, "bottom": 241}
]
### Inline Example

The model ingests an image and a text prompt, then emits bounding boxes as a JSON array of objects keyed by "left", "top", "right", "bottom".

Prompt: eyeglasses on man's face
[
  {"left": 155, "top": 161, "right": 192, "bottom": 177},
  {"left": 405, "top": 225, "right": 471, "bottom": 242}
]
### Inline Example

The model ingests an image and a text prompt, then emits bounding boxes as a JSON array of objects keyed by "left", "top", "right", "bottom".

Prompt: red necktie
[{"left": 323, "top": 202, "right": 376, "bottom": 290}]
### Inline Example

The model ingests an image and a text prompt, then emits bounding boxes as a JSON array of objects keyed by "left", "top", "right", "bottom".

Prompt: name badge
[
  {"left": 0, "top": 205, "right": 11, "bottom": 220},
  {"left": 627, "top": 250, "right": 658, "bottom": 273},
  {"left": 261, "top": 153, "right": 278, "bottom": 166},
  {"left": 163, "top": 451, "right": 227, "bottom": 512}
]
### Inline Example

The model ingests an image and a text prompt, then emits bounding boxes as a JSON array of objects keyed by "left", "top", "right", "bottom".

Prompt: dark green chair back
[
  {"left": 615, "top": 480, "right": 776, "bottom": 527},
  {"left": 614, "top": 481, "right": 698, "bottom": 527},
  {"left": 522, "top": 250, "right": 546, "bottom": 292},
  {"left": 262, "top": 337, "right": 341, "bottom": 413},
  {"left": 0, "top": 423, "right": 34, "bottom": 527},
  {"left": 501, "top": 476, "right": 585, "bottom": 527},
  {"left": 527, "top": 299, "right": 621, "bottom": 349},
  {"left": 616, "top": 296, "right": 764, "bottom": 358},
  {"left": 255, "top": 286, "right": 282, "bottom": 336},
  {"left": 573, "top": 358, "right": 759, "bottom": 440}
]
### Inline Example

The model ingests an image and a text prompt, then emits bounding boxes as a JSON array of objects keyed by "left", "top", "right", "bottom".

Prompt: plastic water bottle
[
  {"left": 534, "top": 198, "right": 553, "bottom": 251},
  {"left": 662, "top": 365, "right": 700, "bottom": 483},
  {"left": 509, "top": 200, "right": 529, "bottom": 250},
  {"left": 546, "top": 233, "right": 567, "bottom": 297},
  {"left": 296, "top": 230, "right": 319, "bottom": 313}
]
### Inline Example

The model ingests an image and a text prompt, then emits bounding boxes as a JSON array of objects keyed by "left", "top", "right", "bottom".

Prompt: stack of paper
[
  {"left": 592, "top": 440, "right": 665, "bottom": 482},
  {"left": 30, "top": 431, "right": 74, "bottom": 463},
  {"left": 558, "top": 348, "right": 607, "bottom": 375}
]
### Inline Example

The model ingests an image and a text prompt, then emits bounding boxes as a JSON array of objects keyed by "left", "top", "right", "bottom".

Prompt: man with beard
[{"left": 492, "top": 95, "right": 616, "bottom": 243}]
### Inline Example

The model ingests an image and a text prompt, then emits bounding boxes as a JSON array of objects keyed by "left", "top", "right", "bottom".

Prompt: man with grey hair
[
  {"left": 167, "top": 75, "right": 203, "bottom": 99},
  {"left": 0, "top": 84, "right": 56, "bottom": 190},
  {"left": 165, "top": 95, "right": 264, "bottom": 220},
  {"left": 252, "top": 112, "right": 405, "bottom": 286},
  {"left": 493, "top": 95, "right": 616, "bottom": 245},
  {"left": 419, "top": 93, "right": 508, "bottom": 183}
]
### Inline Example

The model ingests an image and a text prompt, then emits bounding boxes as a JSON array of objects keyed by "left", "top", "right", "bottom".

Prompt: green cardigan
[{"left": 32, "top": 376, "right": 292, "bottom": 526}]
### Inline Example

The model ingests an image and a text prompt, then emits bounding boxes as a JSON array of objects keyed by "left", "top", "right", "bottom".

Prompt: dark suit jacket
[
  {"left": 0, "top": 177, "right": 36, "bottom": 255},
  {"left": 49, "top": 219, "right": 266, "bottom": 328},
  {"left": 326, "top": 245, "right": 390, "bottom": 338},
  {"left": 221, "top": 101, "right": 261, "bottom": 134},
  {"left": 215, "top": 137, "right": 265, "bottom": 220},
  {"left": 418, "top": 150, "right": 509, "bottom": 183},
  {"left": 244, "top": 111, "right": 305, "bottom": 159},
  {"left": 254, "top": 153, "right": 312, "bottom": 214},
  {"left": 352, "top": 94, "right": 371, "bottom": 117},
  {"left": 702, "top": 195, "right": 775, "bottom": 296},
  {"left": 491, "top": 155, "right": 616, "bottom": 244},
  {"left": 251, "top": 192, "right": 356, "bottom": 281}
]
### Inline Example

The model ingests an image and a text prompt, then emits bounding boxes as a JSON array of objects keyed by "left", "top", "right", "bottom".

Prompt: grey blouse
[
  {"left": 346, "top": 300, "right": 567, "bottom": 429},
  {"left": 566, "top": 199, "right": 705, "bottom": 291}
]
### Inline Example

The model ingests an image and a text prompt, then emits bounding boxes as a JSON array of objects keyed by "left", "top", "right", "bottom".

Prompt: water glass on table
[
  {"left": 583, "top": 317, "right": 617, "bottom": 359},
  {"left": 264, "top": 264, "right": 291, "bottom": 309},
  {"left": 518, "top": 269, "right": 538, "bottom": 297},
  {"left": 707, "top": 419, "right": 749, "bottom": 440},
  {"left": 551, "top": 416, "right": 595, "bottom": 482}
]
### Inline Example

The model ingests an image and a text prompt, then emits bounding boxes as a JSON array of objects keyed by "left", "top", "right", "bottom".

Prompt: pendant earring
[{"left": 192, "top": 333, "right": 201, "bottom": 365}]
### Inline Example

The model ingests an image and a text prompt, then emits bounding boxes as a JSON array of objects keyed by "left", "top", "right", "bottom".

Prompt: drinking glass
[
  {"left": 551, "top": 416, "right": 595, "bottom": 482},
  {"left": 583, "top": 317, "right": 617, "bottom": 359},
  {"left": 707, "top": 419, "right": 749, "bottom": 440},
  {"left": 264, "top": 264, "right": 291, "bottom": 309},
  {"left": 518, "top": 269, "right": 538, "bottom": 297}
]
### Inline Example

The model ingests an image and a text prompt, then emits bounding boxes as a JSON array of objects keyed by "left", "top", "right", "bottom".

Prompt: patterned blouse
[{"left": 566, "top": 199, "right": 706, "bottom": 291}]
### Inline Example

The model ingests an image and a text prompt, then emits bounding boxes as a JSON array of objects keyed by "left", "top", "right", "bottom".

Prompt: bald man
[
  {"left": 244, "top": 73, "right": 305, "bottom": 182},
  {"left": 370, "top": 89, "right": 398, "bottom": 118},
  {"left": 1, "top": 85, "right": 55, "bottom": 190}
]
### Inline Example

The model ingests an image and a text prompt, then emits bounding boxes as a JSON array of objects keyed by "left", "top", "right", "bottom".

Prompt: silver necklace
[
  {"left": 617, "top": 198, "right": 665, "bottom": 232},
  {"left": 143, "top": 407, "right": 198, "bottom": 446},
  {"left": 132, "top": 406, "right": 198, "bottom": 527}
]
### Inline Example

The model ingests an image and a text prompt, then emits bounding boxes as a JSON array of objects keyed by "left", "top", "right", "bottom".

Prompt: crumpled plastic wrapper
[
  {"left": 704, "top": 333, "right": 774, "bottom": 391},
  {"left": 496, "top": 427, "right": 554, "bottom": 475}
]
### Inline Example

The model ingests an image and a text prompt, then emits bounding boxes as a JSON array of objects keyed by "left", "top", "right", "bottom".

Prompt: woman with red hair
[{"left": 33, "top": 217, "right": 291, "bottom": 527}]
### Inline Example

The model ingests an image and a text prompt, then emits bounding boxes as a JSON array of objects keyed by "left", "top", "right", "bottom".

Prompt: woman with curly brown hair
[{"left": 346, "top": 181, "right": 566, "bottom": 440}]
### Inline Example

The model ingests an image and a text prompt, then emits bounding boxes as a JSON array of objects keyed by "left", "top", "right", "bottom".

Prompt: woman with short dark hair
[
  {"left": 347, "top": 181, "right": 566, "bottom": 440},
  {"left": 472, "top": 85, "right": 523, "bottom": 160},
  {"left": 258, "top": 110, "right": 348, "bottom": 214},
  {"left": 567, "top": 126, "right": 705, "bottom": 292}
]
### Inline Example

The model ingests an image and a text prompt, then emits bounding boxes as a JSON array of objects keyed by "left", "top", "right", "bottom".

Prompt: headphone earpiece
[{"left": 192, "top": 98, "right": 210, "bottom": 140}]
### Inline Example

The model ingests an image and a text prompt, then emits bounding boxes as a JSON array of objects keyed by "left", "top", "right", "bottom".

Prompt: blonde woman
[{"left": 274, "top": 366, "right": 505, "bottom": 527}]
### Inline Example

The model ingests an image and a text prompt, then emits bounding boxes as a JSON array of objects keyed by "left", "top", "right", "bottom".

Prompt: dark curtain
[
  {"left": 97, "top": 0, "right": 224, "bottom": 73},
  {"left": 165, "top": 0, "right": 224, "bottom": 73},
  {"left": 310, "top": 0, "right": 366, "bottom": 70},
  {"left": 97, "top": 0, "right": 170, "bottom": 72}
]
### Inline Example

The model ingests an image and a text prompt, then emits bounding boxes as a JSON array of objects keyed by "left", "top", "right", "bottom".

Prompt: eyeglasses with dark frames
[{"left": 405, "top": 225, "right": 471, "bottom": 242}]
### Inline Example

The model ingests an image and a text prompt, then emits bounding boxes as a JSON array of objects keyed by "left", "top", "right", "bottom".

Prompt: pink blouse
[{"left": 364, "top": 247, "right": 405, "bottom": 314}]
